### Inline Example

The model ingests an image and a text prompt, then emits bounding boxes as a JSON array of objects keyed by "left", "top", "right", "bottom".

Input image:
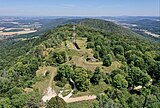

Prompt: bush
[
  {"left": 46, "top": 96, "right": 67, "bottom": 108},
  {"left": 56, "top": 81, "right": 65, "bottom": 87},
  {"left": 103, "top": 54, "right": 112, "bottom": 67}
]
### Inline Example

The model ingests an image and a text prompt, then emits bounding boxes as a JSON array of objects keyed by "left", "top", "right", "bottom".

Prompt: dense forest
[{"left": 0, "top": 19, "right": 160, "bottom": 108}]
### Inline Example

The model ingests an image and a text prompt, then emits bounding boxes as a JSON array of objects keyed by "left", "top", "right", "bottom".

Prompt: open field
[
  {"left": 144, "top": 30, "right": 160, "bottom": 38},
  {"left": 0, "top": 28, "right": 37, "bottom": 36}
]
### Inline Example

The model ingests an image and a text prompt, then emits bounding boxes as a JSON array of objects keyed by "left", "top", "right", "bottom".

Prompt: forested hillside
[
  {"left": 80, "top": 19, "right": 142, "bottom": 37},
  {"left": 0, "top": 19, "right": 159, "bottom": 108}
]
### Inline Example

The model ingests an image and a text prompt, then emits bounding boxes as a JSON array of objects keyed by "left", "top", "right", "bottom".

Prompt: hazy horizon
[
  {"left": 0, "top": 15, "right": 160, "bottom": 17},
  {"left": 0, "top": 0, "right": 159, "bottom": 16}
]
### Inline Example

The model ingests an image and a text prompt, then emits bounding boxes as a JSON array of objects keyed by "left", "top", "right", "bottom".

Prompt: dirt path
[
  {"left": 49, "top": 68, "right": 56, "bottom": 87},
  {"left": 58, "top": 78, "right": 97, "bottom": 103},
  {"left": 42, "top": 67, "right": 57, "bottom": 102},
  {"left": 42, "top": 86, "right": 57, "bottom": 102},
  {"left": 66, "top": 95, "right": 97, "bottom": 103},
  {"left": 42, "top": 71, "right": 97, "bottom": 103}
]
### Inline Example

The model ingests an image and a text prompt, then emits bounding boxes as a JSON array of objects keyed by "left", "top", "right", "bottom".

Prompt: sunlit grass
[{"left": 67, "top": 100, "right": 94, "bottom": 108}]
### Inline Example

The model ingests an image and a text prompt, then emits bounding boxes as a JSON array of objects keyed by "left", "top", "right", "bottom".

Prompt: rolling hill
[{"left": 0, "top": 19, "right": 159, "bottom": 108}]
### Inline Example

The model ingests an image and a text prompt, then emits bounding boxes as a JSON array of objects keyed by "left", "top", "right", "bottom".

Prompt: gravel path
[
  {"left": 66, "top": 95, "right": 97, "bottom": 103},
  {"left": 42, "top": 67, "right": 57, "bottom": 102},
  {"left": 41, "top": 67, "right": 97, "bottom": 103},
  {"left": 42, "top": 86, "right": 57, "bottom": 102}
]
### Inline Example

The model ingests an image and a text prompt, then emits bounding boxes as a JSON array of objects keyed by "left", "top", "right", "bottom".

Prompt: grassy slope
[
  {"left": 67, "top": 100, "right": 94, "bottom": 108},
  {"left": 33, "top": 66, "right": 59, "bottom": 94}
]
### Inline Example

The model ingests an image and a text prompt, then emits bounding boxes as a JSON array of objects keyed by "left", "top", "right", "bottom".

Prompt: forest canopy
[{"left": 0, "top": 19, "right": 160, "bottom": 108}]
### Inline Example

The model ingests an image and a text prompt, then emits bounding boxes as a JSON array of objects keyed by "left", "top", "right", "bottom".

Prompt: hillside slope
[
  {"left": 0, "top": 19, "right": 160, "bottom": 108},
  {"left": 79, "top": 18, "right": 143, "bottom": 37}
]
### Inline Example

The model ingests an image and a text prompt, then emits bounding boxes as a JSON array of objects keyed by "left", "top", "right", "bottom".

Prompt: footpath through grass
[{"left": 32, "top": 66, "right": 58, "bottom": 93}]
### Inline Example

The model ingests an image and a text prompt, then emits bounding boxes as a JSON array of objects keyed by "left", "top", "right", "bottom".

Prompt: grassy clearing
[
  {"left": 88, "top": 81, "right": 107, "bottom": 95},
  {"left": 67, "top": 56, "right": 99, "bottom": 71},
  {"left": 66, "top": 40, "right": 75, "bottom": 49},
  {"left": 32, "top": 66, "right": 58, "bottom": 93},
  {"left": 32, "top": 78, "right": 50, "bottom": 93},
  {"left": 100, "top": 61, "right": 121, "bottom": 73},
  {"left": 67, "top": 49, "right": 80, "bottom": 57},
  {"left": 66, "top": 55, "right": 121, "bottom": 72},
  {"left": 64, "top": 38, "right": 121, "bottom": 72},
  {"left": 65, "top": 38, "right": 87, "bottom": 50},
  {"left": 67, "top": 48, "right": 93, "bottom": 57},
  {"left": 67, "top": 100, "right": 95, "bottom": 108},
  {"left": 75, "top": 38, "right": 87, "bottom": 49},
  {"left": 72, "top": 81, "right": 107, "bottom": 97}
]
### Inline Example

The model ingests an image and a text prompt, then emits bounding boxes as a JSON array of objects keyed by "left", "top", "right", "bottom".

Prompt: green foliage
[
  {"left": 127, "top": 67, "right": 151, "bottom": 87},
  {"left": 73, "top": 68, "right": 90, "bottom": 91},
  {"left": 6, "top": 87, "right": 22, "bottom": 98},
  {"left": 0, "top": 77, "right": 12, "bottom": 94},
  {"left": 113, "top": 74, "right": 128, "bottom": 89},
  {"left": 57, "top": 65, "right": 74, "bottom": 80},
  {"left": 0, "top": 39, "right": 35, "bottom": 70},
  {"left": 0, "top": 19, "right": 160, "bottom": 108},
  {"left": 94, "top": 94, "right": 122, "bottom": 108},
  {"left": 127, "top": 95, "right": 145, "bottom": 108},
  {"left": 46, "top": 51, "right": 67, "bottom": 65},
  {"left": 56, "top": 80, "right": 66, "bottom": 87},
  {"left": 7, "top": 57, "right": 39, "bottom": 87},
  {"left": 114, "top": 45, "right": 124, "bottom": 56},
  {"left": 11, "top": 93, "right": 29, "bottom": 108},
  {"left": 116, "top": 54, "right": 126, "bottom": 62},
  {"left": 25, "top": 91, "right": 42, "bottom": 108},
  {"left": 93, "top": 51, "right": 100, "bottom": 60},
  {"left": 10, "top": 91, "right": 41, "bottom": 108},
  {"left": 33, "top": 45, "right": 45, "bottom": 58},
  {"left": 0, "top": 98, "right": 11, "bottom": 108},
  {"left": 80, "top": 18, "right": 140, "bottom": 37},
  {"left": 148, "top": 61, "right": 160, "bottom": 82},
  {"left": 127, "top": 54, "right": 145, "bottom": 69},
  {"left": 87, "top": 42, "right": 94, "bottom": 49},
  {"left": 103, "top": 54, "right": 112, "bottom": 67},
  {"left": 67, "top": 100, "right": 94, "bottom": 108},
  {"left": 46, "top": 96, "right": 67, "bottom": 108},
  {"left": 90, "top": 67, "right": 101, "bottom": 85}
]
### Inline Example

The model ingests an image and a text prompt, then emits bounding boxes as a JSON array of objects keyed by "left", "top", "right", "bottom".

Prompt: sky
[{"left": 0, "top": 0, "right": 159, "bottom": 16}]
